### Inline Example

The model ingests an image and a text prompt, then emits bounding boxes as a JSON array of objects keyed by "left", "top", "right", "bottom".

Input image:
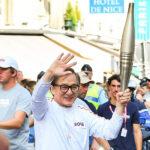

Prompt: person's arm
[
  {"left": 89, "top": 89, "right": 131, "bottom": 140},
  {"left": 115, "top": 89, "right": 131, "bottom": 116},
  {"left": 136, "top": 94, "right": 150, "bottom": 108},
  {"left": 0, "top": 131, "right": 9, "bottom": 150},
  {"left": 136, "top": 94, "right": 144, "bottom": 102},
  {"left": 133, "top": 124, "right": 142, "bottom": 150},
  {"left": 90, "top": 138, "right": 100, "bottom": 150},
  {"left": 95, "top": 138, "right": 110, "bottom": 150},
  {"left": 88, "top": 110, "right": 123, "bottom": 140},
  {"left": 143, "top": 100, "right": 150, "bottom": 107},
  {"left": 0, "top": 111, "right": 26, "bottom": 129},
  {"left": 29, "top": 117, "right": 34, "bottom": 127},
  {"left": 32, "top": 53, "right": 77, "bottom": 121}
]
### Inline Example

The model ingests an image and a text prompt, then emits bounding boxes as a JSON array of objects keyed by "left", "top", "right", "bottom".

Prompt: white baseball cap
[
  {"left": 0, "top": 56, "right": 19, "bottom": 70},
  {"left": 78, "top": 72, "right": 93, "bottom": 84}
]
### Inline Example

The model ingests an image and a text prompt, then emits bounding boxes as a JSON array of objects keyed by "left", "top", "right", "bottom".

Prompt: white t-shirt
[
  {"left": 0, "top": 84, "right": 31, "bottom": 150},
  {"left": 32, "top": 79, "right": 123, "bottom": 150}
]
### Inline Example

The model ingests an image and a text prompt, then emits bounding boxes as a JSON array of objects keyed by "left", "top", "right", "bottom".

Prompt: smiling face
[{"left": 51, "top": 73, "right": 79, "bottom": 107}]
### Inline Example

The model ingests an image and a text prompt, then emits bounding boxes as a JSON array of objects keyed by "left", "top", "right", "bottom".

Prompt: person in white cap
[
  {"left": 0, "top": 56, "right": 31, "bottom": 150},
  {"left": 32, "top": 53, "right": 131, "bottom": 150},
  {"left": 77, "top": 72, "right": 96, "bottom": 113}
]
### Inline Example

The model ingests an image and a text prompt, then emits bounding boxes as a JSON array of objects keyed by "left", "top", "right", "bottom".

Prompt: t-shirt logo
[
  {"left": 0, "top": 59, "right": 5, "bottom": 62},
  {"left": 0, "top": 99, "right": 9, "bottom": 107},
  {"left": 74, "top": 121, "right": 86, "bottom": 129}
]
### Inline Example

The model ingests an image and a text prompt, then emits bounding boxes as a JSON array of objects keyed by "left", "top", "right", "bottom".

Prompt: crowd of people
[{"left": 0, "top": 53, "right": 150, "bottom": 150}]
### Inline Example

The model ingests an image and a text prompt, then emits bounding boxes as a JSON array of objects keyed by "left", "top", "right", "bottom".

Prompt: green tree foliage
[
  {"left": 75, "top": 1, "right": 81, "bottom": 21},
  {"left": 72, "top": 9, "right": 77, "bottom": 25},
  {"left": 64, "top": 1, "right": 81, "bottom": 31},
  {"left": 64, "top": 1, "right": 73, "bottom": 19},
  {"left": 64, "top": 1, "right": 78, "bottom": 25}
]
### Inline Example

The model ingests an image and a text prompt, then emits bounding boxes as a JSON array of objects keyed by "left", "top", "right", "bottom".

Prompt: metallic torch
[{"left": 120, "top": 3, "right": 135, "bottom": 91}]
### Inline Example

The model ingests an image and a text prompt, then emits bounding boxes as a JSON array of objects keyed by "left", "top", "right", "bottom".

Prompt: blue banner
[
  {"left": 90, "top": 0, "right": 124, "bottom": 13},
  {"left": 134, "top": 0, "right": 150, "bottom": 40}
]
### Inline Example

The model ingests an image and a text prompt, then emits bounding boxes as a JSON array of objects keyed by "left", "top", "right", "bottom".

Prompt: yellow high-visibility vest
[{"left": 85, "top": 84, "right": 100, "bottom": 110}]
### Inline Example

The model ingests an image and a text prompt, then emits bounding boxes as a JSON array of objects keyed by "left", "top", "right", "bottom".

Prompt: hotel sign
[{"left": 90, "top": 0, "right": 124, "bottom": 13}]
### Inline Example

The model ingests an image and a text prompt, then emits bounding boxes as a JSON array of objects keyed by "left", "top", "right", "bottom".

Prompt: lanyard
[{"left": 109, "top": 105, "right": 127, "bottom": 128}]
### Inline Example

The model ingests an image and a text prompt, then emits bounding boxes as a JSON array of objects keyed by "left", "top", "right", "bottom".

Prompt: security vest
[{"left": 85, "top": 84, "right": 100, "bottom": 110}]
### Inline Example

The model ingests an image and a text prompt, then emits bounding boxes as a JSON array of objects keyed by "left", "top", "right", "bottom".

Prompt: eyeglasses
[{"left": 54, "top": 84, "right": 79, "bottom": 93}]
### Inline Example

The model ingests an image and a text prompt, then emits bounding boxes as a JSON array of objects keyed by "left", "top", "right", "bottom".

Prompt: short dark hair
[
  {"left": 144, "top": 77, "right": 150, "bottom": 82},
  {"left": 81, "top": 64, "right": 92, "bottom": 72},
  {"left": 107, "top": 74, "right": 120, "bottom": 86},
  {"left": 10, "top": 67, "right": 15, "bottom": 74},
  {"left": 9, "top": 67, "right": 17, "bottom": 77},
  {"left": 37, "top": 71, "right": 45, "bottom": 81},
  {"left": 20, "top": 79, "right": 29, "bottom": 88},
  {"left": 51, "top": 68, "right": 80, "bottom": 86},
  {"left": 140, "top": 79, "right": 147, "bottom": 87}
]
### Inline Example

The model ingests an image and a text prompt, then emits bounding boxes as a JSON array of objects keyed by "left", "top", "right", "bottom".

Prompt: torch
[{"left": 120, "top": 3, "right": 135, "bottom": 91}]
